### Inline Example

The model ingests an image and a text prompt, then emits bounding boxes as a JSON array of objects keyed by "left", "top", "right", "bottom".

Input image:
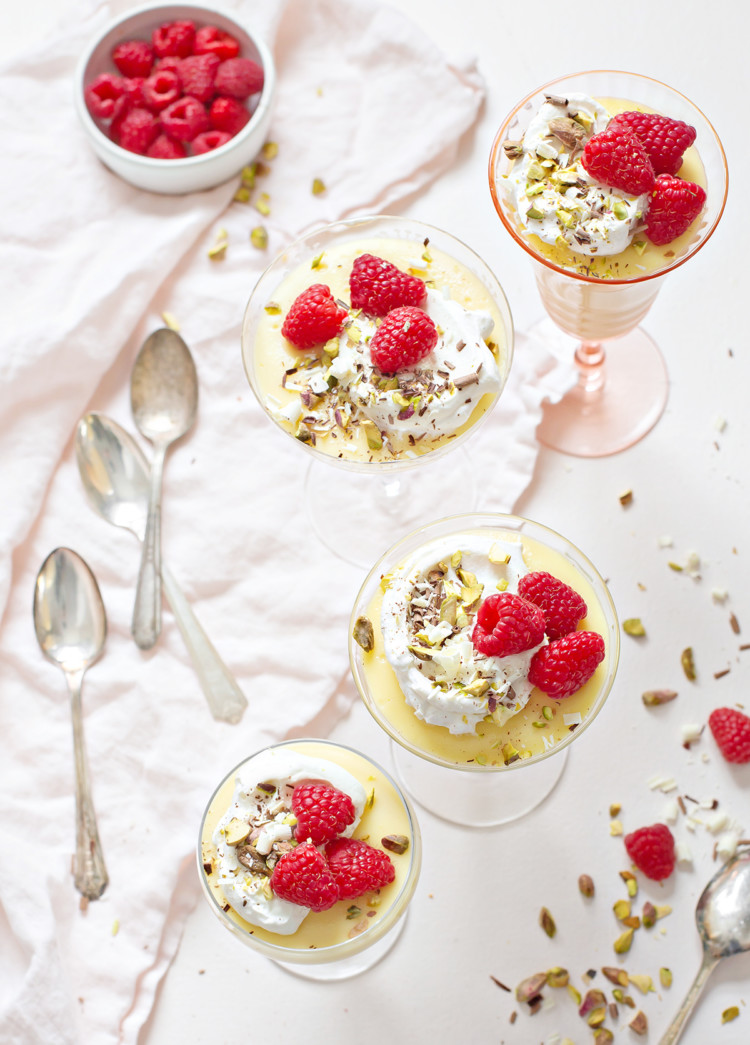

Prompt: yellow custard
[
  {"left": 200, "top": 740, "right": 418, "bottom": 955},
  {"left": 511, "top": 97, "right": 707, "bottom": 281},
  {"left": 246, "top": 236, "right": 510, "bottom": 463},
  {"left": 356, "top": 530, "right": 613, "bottom": 769}
]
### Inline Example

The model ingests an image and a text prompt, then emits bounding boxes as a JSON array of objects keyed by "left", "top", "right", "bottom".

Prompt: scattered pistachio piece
[
  {"left": 502, "top": 140, "right": 524, "bottom": 159},
  {"left": 254, "top": 192, "right": 271, "bottom": 216},
  {"left": 567, "top": 984, "right": 582, "bottom": 1005},
  {"left": 613, "top": 200, "right": 629, "bottom": 221},
  {"left": 546, "top": 967, "right": 569, "bottom": 988},
  {"left": 613, "top": 899, "right": 631, "bottom": 921},
  {"left": 161, "top": 312, "right": 180, "bottom": 331},
  {"left": 249, "top": 226, "right": 268, "bottom": 249},
  {"left": 579, "top": 989, "right": 607, "bottom": 1018},
  {"left": 655, "top": 904, "right": 672, "bottom": 920},
  {"left": 364, "top": 787, "right": 375, "bottom": 811},
  {"left": 539, "top": 907, "right": 556, "bottom": 938},
  {"left": 515, "top": 972, "right": 547, "bottom": 1002},
  {"left": 623, "top": 618, "right": 646, "bottom": 637},
  {"left": 264, "top": 302, "right": 281, "bottom": 315},
  {"left": 578, "top": 874, "right": 595, "bottom": 897},
  {"left": 312, "top": 177, "right": 326, "bottom": 195},
  {"left": 629, "top": 974, "right": 653, "bottom": 995},
  {"left": 681, "top": 647, "right": 697, "bottom": 680},
  {"left": 620, "top": 870, "right": 638, "bottom": 898},
  {"left": 602, "top": 966, "right": 629, "bottom": 987},
  {"left": 609, "top": 802, "right": 622, "bottom": 817},
  {"left": 353, "top": 616, "right": 375, "bottom": 652},
  {"left": 346, "top": 904, "right": 362, "bottom": 919},
  {"left": 610, "top": 820, "right": 623, "bottom": 836},
  {"left": 642, "top": 901, "right": 657, "bottom": 928},
  {"left": 721, "top": 1006, "right": 739, "bottom": 1024},
  {"left": 208, "top": 229, "right": 228, "bottom": 260},
  {"left": 112, "top": 918, "right": 120, "bottom": 937},
  {"left": 614, "top": 927, "right": 635, "bottom": 954},
  {"left": 241, "top": 163, "right": 257, "bottom": 187},
  {"left": 593, "top": 1029, "right": 614, "bottom": 1045},
  {"left": 233, "top": 185, "right": 251, "bottom": 203},
  {"left": 542, "top": 705, "right": 554, "bottom": 721},
  {"left": 642, "top": 688, "right": 678, "bottom": 706},
  {"left": 225, "top": 818, "right": 251, "bottom": 846},
  {"left": 659, "top": 967, "right": 672, "bottom": 988},
  {"left": 261, "top": 141, "right": 278, "bottom": 159},
  {"left": 629, "top": 1010, "right": 648, "bottom": 1035}
]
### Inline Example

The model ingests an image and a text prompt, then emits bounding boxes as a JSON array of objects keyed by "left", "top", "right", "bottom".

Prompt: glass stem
[{"left": 574, "top": 340, "right": 606, "bottom": 393}]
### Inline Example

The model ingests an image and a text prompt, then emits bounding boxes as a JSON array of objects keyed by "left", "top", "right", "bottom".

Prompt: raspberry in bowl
[
  {"left": 241, "top": 215, "right": 514, "bottom": 564},
  {"left": 75, "top": 4, "right": 275, "bottom": 194},
  {"left": 349, "top": 513, "right": 619, "bottom": 826},
  {"left": 489, "top": 71, "right": 727, "bottom": 457},
  {"left": 198, "top": 739, "right": 421, "bottom": 979}
]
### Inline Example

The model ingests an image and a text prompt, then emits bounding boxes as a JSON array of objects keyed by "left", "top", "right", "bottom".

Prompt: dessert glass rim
[
  {"left": 349, "top": 510, "right": 620, "bottom": 772},
  {"left": 197, "top": 736, "right": 422, "bottom": 964},
  {"left": 488, "top": 68, "right": 728, "bottom": 287},
  {"left": 240, "top": 212, "right": 515, "bottom": 474},
  {"left": 74, "top": 1, "right": 275, "bottom": 169}
]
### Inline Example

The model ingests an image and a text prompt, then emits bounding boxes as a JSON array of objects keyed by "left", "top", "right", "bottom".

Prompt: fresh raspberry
[
  {"left": 581, "top": 126, "right": 655, "bottom": 195},
  {"left": 472, "top": 593, "right": 546, "bottom": 658},
  {"left": 194, "top": 25, "right": 241, "bottom": 60},
  {"left": 325, "top": 838, "right": 395, "bottom": 900},
  {"left": 111, "top": 39, "right": 154, "bottom": 79},
  {"left": 152, "top": 20, "right": 196, "bottom": 59},
  {"left": 178, "top": 53, "right": 220, "bottom": 103},
  {"left": 114, "top": 106, "right": 159, "bottom": 154},
  {"left": 369, "top": 306, "right": 437, "bottom": 374},
  {"left": 349, "top": 254, "right": 427, "bottom": 317},
  {"left": 214, "top": 57, "right": 264, "bottom": 100},
  {"left": 85, "top": 73, "right": 124, "bottom": 120},
  {"left": 708, "top": 707, "right": 750, "bottom": 764},
  {"left": 281, "top": 284, "right": 348, "bottom": 351},
  {"left": 517, "top": 571, "right": 587, "bottom": 641},
  {"left": 146, "top": 134, "right": 187, "bottom": 159},
  {"left": 120, "top": 76, "right": 146, "bottom": 108},
  {"left": 528, "top": 631, "right": 605, "bottom": 699},
  {"left": 624, "top": 823, "right": 676, "bottom": 881},
  {"left": 209, "top": 96, "right": 250, "bottom": 135},
  {"left": 270, "top": 843, "right": 339, "bottom": 911},
  {"left": 154, "top": 56, "right": 183, "bottom": 77},
  {"left": 291, "top": 781, "right": 356, "bottom": 846},
  {"left": 142, "top": 69, "right": 181, "bottom": 113},
  {"left": 192, "top": 130, "right": 232, "bottom": 154},
  {"left": 160, "top": 96, "right": 211, "bottom": 142},
  {"left": 644, "top": 174, "right": 706, "bottom": 246},
  {"left": 608, "top": 111, "right": 697, "bottom": 176}
]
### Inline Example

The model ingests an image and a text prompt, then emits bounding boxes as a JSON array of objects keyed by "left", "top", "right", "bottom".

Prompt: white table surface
[{"left": 6, "top": 2, "right": 749, "bottom": 1044}]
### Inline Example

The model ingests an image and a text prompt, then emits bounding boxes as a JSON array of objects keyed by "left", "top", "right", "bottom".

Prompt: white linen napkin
[{"left": 0, "top": 1, "right": 573, "bottom": 1042}]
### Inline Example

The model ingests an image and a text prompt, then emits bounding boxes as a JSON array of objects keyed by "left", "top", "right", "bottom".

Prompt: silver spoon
[
  {"left": 660, "top": 845, "right": 750, "bottom": 1044},
  {"left": 33, "top": 548, "right": 109, "bottom": 900},
  {"left": 76, "top": 412, "right": 247, "bottom": 725},
  {"left": 130, "top": 328, "right": 198, "bottom": 649}
]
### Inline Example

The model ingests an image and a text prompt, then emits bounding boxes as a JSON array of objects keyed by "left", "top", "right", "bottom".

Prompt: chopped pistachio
[
  {"left": 312, "top": 177, "right": 326, "bottom": 195},
  {"left": 610, "top": 819, "right": 623, "bottom": 836},
  {"left": 495, "top": 579, "right": 509, "bottom": 592},
  {"left": 620, "top": 870, "right": 638, "bottom": 898},
  {"left": 502, "top": 742, "right": 520, "bottom": 765},
  {"left": 593, "top": 1030, "right": 614, "bottom": 1045},
  {"left": 526, "top": 207, "right": 544, "bottom": 221},
  {"left": 546, "top": 967, "right": 569, "bottom": 988},
  {"left": 311, "top": 251, "right": 325, "bottom": 270},
  {"left": 515, "top": 972, "right": 547, "bottom": 1003},
  {"left": 264, "top": 302, "right": 282, "bottom": 315},
  {"left": 407, "top": 643, "right": 433, "bottom": 661},
  {"left": 619, "top": 488, "right": 633, "bottom": 506},
  {"left": 234, "top": 185, "right": 251, "bottom": 203},
  {"left": 381, "top": 834, "right": 409, "bottom": 854},
  {"left": 681, "top": 646, "right": 697, "bottom": 680},
  {"left": 613, "top": 200, "right": 629, "bottom": 221},
  {"left": 208, "top": 229, "right": 228, "bottom": 260},
  {"left": 721, "top": 1006, "right": 739, "bottom": 1023},
  {"left": 450, "top": 550, "right": 462, "bottom": 569},
  {"left": 225, "top": 818, "right": 251, "bottom": 846},
  {"left": 250, "top": 226, "right": 268, "bottom": 249},
  {"left": 642, "top": 688, "right": 678, "bottom": 706},
  {"left": 587, "top": 1007, "right": 607, "bottom": 1028},
  {"left": 539, "top": 907, "right": 556, "bottom": 938},
  {"left": 578, "top": 873, "right": 595, "bottom": 897},
  {"left": 475, "top": 753, "right": 488, "bottom": 766},
  {"left": 526, "top": 162, "right": 546, "bottom": 181},
  {"left": 642, "top": 901, "right": 657, "bottom": 928},
  {"left": 362, "top": 422, "right": 382, "bottom": 450},
  {"left": 463, "top": 678, "right": 490, "bottom": 697},
  {"left": 659, "top": 967, "right": 672, "bottom": 988},
  {"left": 602, "top": 966, "right": 629, "bottom": 987},
  {"left": 364, "top": 787, "right": 375, "bottom": 811},
  {"left": 353, "top": 616, "right": 375, "bottom": 653},
  {"left": 502, "top": 140, "right": 524, "bottom": 159},
  {"left": 346, "top": 905, "right": 362, "bottom": 919},
  {"left": 614, "top": 927, "right": 635, "bottom": 954},
  {"left": 111, "top": 918, "right": 120, "bottom": 937},
  {"left": 254, "top": 192, "right": 271, "bottom": 216},
  {"left": 579, "top": 989, "right": 607, "bottom": 1017},
  {"left": 439, "top": 595, "right": 458, "bottom": 626},
  {"left": 613, "top": 899, "right": 631, "bottom": 921},
  {"left": 241, "top": 163, "right": 257, "bottom": 187},
  {"left": 633, "top": 239, "right": 647, "bottom": 256},
  {"left": 488, "top": 543, "right": 511, "bottom": 565},
  {"left": 261, "top": 141, "right": 278, "bottom": 159},
  {"left": 161, "top": 312, "right": 180, "bottom": 331},
  {"left": 526, "top": 182, "right": 545, "bottom": 198},
  {"left": 567, "top": 984, "right": 581, "bottom": 1006},
  {"left": 623, "top": 618, "right": 646, "bottom": 636},
  {"left": 609, "top": 802, "right": 622, "bottom": 817},
  {"left": 542, "top": 705, "right": 554, "bottom": 721},
  {"left": 629, "top": 1010, "right": 648, "bottom": 1035},
  {"left": 655, "top": 904, "right": 672, "bottom": 920},
  {"left": 629, "top": 974, "right": 652, "bottom": 995},
  {"left": 668, "top": 561, "right": 684, "bottom": 572}
]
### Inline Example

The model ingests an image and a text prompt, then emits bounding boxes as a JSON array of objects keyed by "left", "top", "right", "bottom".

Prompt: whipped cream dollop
[
  {"left": 504, "top": 92, "right": 648, "bottom": 257},
  {"left": 270, "top": 284, "right": 500, "bottom": 451},
  {"left": 212, "top": 748, "right": 366, "bottom": 935},
  {"left": 381, "top": 535, "right": 543, "bottom": 735}
]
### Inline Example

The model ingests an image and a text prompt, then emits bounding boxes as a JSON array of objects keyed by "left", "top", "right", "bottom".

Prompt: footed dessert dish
[
  {"left": 489, "top": 71, "right": 727, "bottom": 457},
  {"left": 199, "top": 739, "right": 421, "bottom": 979},
  {"left": 350, "top": 514, "right": 619, "bottom": 825},
  {"left": 241, "top": 215, "right": 514, "bottom": 565}
]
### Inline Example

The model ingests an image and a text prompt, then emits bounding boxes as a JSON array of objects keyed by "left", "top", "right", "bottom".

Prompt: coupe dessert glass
[
  {"left": 198, "top": 738, "right": 421, "bottom": 981},
  {"left": 349, "top": 513, "right": 619, "bottom": 827},
  {"left": 241, "top": 215, "right": 513, "bottom": 566},
  {"left": 489, "top": 71, "right": 727, "bottom": 457}
]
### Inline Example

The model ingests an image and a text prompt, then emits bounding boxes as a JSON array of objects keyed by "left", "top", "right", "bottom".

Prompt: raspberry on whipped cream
[{"left": 503, "top": 92, "right": 649, "bottom": 257}]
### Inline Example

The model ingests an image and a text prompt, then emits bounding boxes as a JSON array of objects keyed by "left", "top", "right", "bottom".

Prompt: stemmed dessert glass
[
  {"left": 349, "top": 513, "right": 619, "bottom": 827},
  {"left": 489, "top": 71, "right": 727, "bottom": 457},
  {"left": 198, "top": 738, "right": 422, "bottom": 981},
  {"left": 241, "top": 215, "right": 513, "bottom": 566}
]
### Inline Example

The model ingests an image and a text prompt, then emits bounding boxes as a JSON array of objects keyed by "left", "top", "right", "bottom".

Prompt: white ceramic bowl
[{"left": 74, "top": 3, "right": 276, "bottom": 194}]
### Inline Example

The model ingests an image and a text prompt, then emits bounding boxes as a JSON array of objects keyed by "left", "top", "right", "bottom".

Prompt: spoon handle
[
  {"left": 66, "top": 669, "right": 108, "bottom": 900},
  {"left": 133, "top": 442, "right": 166, "bottom": 649},
  {"left": 659, "top": 951, "right": 719, "bottom": 1045},
  {"left": 161, "top": 564, "right": 248, "bottom": 724}
]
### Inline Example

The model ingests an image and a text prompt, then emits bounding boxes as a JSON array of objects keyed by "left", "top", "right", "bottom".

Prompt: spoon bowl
[
  {"left": 660, "top": 845, "right": 750, "bottom": 1043},
  {"left": 130, "top": 329, "right": 199, "bottom": 649},
  {"left": 75, "top": 413, "right": 247, "bottom": 724},
  {"left": 33, "top": 548, "right": 109, "bottom": 900}
]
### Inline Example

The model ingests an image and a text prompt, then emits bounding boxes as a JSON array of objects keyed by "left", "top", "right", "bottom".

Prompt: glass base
[
  {"left": 530, "top": 318, "right": 669, "bottom": 457},
  {"left": 389, "top": 740, "right": 569, "bottom": 827},
  {"left": 269, "top": 910, "right": 408, "bottom": 981},
  {"left": 305, "top": 450, "right": 478, "bottom": 568}
]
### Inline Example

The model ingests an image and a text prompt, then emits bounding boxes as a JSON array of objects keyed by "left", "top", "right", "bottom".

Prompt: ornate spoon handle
[
  {"left": 659, "top": 951, "right": 718, "bottom": 1045},
  {"left": 66, "top": 669, "right": 108, "bottom": 900},
  {"left": 132, "top": 441, "right": 166, "bottom": 649}
]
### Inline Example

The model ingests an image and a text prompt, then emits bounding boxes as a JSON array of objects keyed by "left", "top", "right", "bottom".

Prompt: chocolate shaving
[
  {"left": 714, "top": 668, "right": 730, "bottom": 679},
  {"left": 454, "top": 374, "right": 479, "bottom": 390},
  {"left": 490, "top": 975, "right": 511, "bottom": 992}
]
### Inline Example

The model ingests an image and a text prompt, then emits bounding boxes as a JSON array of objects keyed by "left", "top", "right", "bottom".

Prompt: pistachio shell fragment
[
  {"left": 353, "top": 616, "right": 375, "bottom": 652},
  {"left": 539, "top": 907, "right": 556, "bottom": 938},
  {"left": 642, "top": 688, "right": 678, "bottom": 706},
  {"left": 681, "top": 646, "right": 697, "bottom": 680},
  {"left": 623, "top": 618, "right": 646, "bottom": 637}
]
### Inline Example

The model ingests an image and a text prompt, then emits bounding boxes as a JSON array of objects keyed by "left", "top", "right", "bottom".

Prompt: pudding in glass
[
  {"left": 199, "top": 739, "right": 421, "bottom": 977},
  {"left": 350, "top": 514, "right": 619, "bottom": 824}
]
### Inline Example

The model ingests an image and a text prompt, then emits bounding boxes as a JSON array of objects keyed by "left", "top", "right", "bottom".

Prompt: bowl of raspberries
[{"left": 75, "top": 3, "right": 276, "bottom": 194}]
